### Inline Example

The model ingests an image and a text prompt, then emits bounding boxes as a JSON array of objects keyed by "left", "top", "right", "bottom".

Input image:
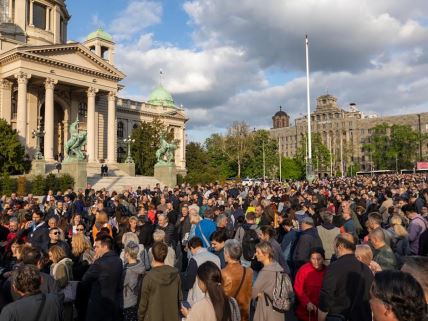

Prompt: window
[
  {"left": 33, "top": 2, "right": 47, "bottom": 29},
  {"left": 117, "top": 122, "right": 124, "bottom": 139},
  {"left": 0, "top": 0, "right": 10, "bottom": 23},
  {"left": 133, "top": 123, "right": 138, "bottom": 129},
  {"left": 78, "top": 102, "right": 87, "bottom": 118}
]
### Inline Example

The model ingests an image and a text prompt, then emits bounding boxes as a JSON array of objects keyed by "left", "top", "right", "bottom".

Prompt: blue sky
[{"left": 65, "top": 0, "right": 428, "bottom": 142}]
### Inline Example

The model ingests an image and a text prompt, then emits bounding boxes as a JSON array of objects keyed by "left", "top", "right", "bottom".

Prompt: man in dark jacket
[
  {"left": 318, "top": 233, "right": 373, "bottom": 321},
  {"left": 138, "top": 241, "right": 182, "bottom": 321},
  {"left": 20, "top": 210, "right": 49, "bottom": 252},
  {"left": 0, "top": 265, "right": 62, "bottom": 321},
  {"left": 292, "top": 217, "right": 323, "bottom": 272},
  {"left": 81, "top": 234, "right": 123, "bottom": 321}
]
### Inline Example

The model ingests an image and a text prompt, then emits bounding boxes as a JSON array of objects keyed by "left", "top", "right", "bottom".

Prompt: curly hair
[
  {"left": 371, "top": 270, "right": 427, "bottom": 321},
  {"left": 12, "top": 265, "right": 41, "bottom": 295}
]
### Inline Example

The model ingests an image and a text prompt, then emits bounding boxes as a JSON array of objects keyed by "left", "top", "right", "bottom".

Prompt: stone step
[{"left": 88, "top": 175, "right": 162, "bottom": 192}]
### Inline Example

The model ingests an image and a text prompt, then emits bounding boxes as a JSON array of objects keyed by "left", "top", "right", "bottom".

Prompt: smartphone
[{"left": 181, "top": 301, "right": 191, "bottom": 309}]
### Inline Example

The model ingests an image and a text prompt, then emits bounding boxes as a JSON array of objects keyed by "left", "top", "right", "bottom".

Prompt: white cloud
[
  {"left": 108, "top": 0, "right": 428, "bottom": 141},
  {"left": 109, "top": 0, "right": 162, "bottom": 40}
]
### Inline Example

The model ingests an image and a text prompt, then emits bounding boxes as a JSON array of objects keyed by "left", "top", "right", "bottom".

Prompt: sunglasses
[
  {"left": 51, "top": 232, "right": 60, "bottom": 235},
  {"left": 76, "top": 228, "right": 84, "bottom": 231}
]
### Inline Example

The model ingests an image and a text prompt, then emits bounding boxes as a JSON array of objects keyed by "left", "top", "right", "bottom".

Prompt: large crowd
[{"left": 0, "top": 174, "right": 426, "bottom": 321}]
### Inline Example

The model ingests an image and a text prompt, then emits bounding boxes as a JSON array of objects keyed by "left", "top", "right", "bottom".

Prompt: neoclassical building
[
  {"left": 0, "top": 0, "right": 187, "bottom": 174},
  {"left": 270, "top": 94, "right": 428, "bottom": 173}
]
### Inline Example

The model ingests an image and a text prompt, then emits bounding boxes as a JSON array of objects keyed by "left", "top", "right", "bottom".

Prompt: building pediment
[{"left": 0, "top": 43, "right": 125, "bottom": 81}]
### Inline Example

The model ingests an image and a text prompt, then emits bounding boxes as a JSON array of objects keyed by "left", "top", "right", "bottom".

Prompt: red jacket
[{"left": 294, "top": 262, "right": 326, "bottom": 321}]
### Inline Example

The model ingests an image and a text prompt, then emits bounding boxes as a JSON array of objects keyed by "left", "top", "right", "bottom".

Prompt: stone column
[
  {"left": 29, "top": 0, "right": 34, "bottom": 26},
  {"left": 107, "top": 91, "right": 116, "bottom": 163},
  {"left": 87, "top": 87, "right": 98, "bottom": 162},
  {"left": 0, "top": 79, "right": 12, "bottom": 123},
  {"left": 44, "top": 78, "right": 57, "bottom": 161},
  {"left": 15, "top": 72, "right": 30, "bottom": 146}
]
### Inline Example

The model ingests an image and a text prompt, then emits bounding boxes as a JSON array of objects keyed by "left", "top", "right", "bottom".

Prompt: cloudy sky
[{"left": 68, "top": 0, "right": 428, "bottom": 142}]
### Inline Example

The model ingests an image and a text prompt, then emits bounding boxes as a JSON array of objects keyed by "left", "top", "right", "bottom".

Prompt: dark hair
[
  {"left": 12, "top": 265, "right": 41, "bottom": 295},
  {"left": 260, "top": 225, "right": 276, "bottom": 239},
  {"left": 204, "top": 209, "right": 214, "bottom": 219},
  {"left": 152, "top": 241, "right": 168, "bottom": 263},
  {"left": 197, "top": 261, "right": 232, "bottom": 321},
  {"left": 95, "top": 234, "right": 114, "bottom": 250},
  {"left": 335, "top": 233, "right": 356, "bottom": 252},
  {"left": 245, "top": 212, "right": 255, "bottom": 221},
  {"left": 309, "top": 247, "right": 325, "bottom": 260},
  {"left": 401, "top": 204, "right": 416, "bottom": 214},
  {"left": 188, "top": 236, "right": 203, "bottom": 249},
  {"left": 371, "top": 270, "right": 427, "bottom": 321},
  {"left": 210, "top": 230, "right": 228, "bottom": 243},
  {"left": 21, "top": 247, "right": 42, "bottom": 265}
]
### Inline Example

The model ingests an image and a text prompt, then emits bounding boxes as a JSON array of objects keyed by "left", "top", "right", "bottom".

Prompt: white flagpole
[{"left": 305, "top": 35, "right": 314, "bottom": 181}]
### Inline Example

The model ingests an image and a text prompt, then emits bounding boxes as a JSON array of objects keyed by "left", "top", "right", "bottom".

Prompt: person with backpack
[
  {"left": 122, "top": 241, "right": 145, "bottom": 321},
  {"left": 252, "top": 241, "right": 293, "bottom": 321},
  {"left": 234, "top": 212, "right": 260, "bottom": 269}
]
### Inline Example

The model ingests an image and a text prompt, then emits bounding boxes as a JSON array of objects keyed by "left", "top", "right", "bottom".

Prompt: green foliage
[
  {"left": 131, "top": 118, "right": 175, "bottom": 176},
  {"left": 242, "top": 130, "right": 278, "bottom": 179},
  {"left": 296, "top": 133, "right": 331, "bottom": 175},
  {"left": 31, "top": 175, "right": 45, "bottom": 195},
  {"left": 44, "top": 173, "right": 59, "bottom": 194},
  {"left": 281, "top": 157, "right": 304, "bottom": 180},
  {"left": 205, "top": 134, "right": 234, "bottom": 179},
  {"left": 0, "top": 119, "right": 31, "bottom": 174},
  {"left": 59, "top": 174, "right": 75, "bottom": 191},
  {"left": 0, "top": 172, "right": 16, "bottom": 196},
  {"left": 346, "top": 163, "right": 361, "bottom": 177},
  {"left": 364, "top": 123, "right": 423, "bottom": 170},
  {"left": 185, "top": 142, "right": 222, "bottom": 185}
]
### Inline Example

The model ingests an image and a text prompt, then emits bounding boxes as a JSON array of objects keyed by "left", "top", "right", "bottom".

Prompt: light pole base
[{"left": 306, "top": 160, "right": 316, "bottom": 183}]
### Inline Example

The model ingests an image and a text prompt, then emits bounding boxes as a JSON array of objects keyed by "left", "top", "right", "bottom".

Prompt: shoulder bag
[{"left": 233, "top": 266, "right": 247, "bottom": 298}]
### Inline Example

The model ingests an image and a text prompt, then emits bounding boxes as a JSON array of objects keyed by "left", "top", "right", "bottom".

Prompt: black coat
[
  {"left": 292, "top": 227, "right": 323, "bottom": 271},
  {"left": 81, "top": 251, "right": 123, "bottom": 321},
  {"left": 21, "top": 223, "right": 50, "bottom": 252},
  {"left": 319, "top": 254, "right": 373, "bottom": 321}
]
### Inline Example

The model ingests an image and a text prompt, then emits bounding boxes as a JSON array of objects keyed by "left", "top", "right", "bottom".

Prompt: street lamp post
[
  {"left": 305, "top": 35, "right": 314, "bottom": 182},
  {"left": 123, "top": 135, "right": 135, "bottom": 163},
  {"left": 262, "top": 139, "right": 266, "bottom": 181},
  {"left": 32, "top": 125, "right": 45, "bottom": 160}
]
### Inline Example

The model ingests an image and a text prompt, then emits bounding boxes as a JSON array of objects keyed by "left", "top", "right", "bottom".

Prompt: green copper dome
[
  {"left": 86, "top": 28, "right": 113, "bottom": 42},
  {"left": 147, "top": 85, "right": 176, "bottom": 108}
]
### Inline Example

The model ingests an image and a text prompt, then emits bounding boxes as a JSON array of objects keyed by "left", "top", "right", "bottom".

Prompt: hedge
[{"left": 0, "top": 173, "right": 75, "bottom": 196}]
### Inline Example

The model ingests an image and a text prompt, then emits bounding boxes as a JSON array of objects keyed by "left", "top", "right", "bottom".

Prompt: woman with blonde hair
[
  {"left": 71, "top": 234, "right": 94, "bottom": 281},
  {"left": 355, "top": 244, "right": 382, "bottom": 274},
  {"left": 388, "top": 215, "right": 410, "bottom": 259}
]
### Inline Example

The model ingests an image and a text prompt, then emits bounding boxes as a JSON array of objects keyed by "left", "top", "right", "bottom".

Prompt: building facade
[
  {"left": 0, "top": 0, "right": 187, "bottom": 174},
  {"left": 270, "top": 94, "right": 428, "bottom": 173}
]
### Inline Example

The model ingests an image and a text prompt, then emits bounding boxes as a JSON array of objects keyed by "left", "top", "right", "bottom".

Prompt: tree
[
  {"left": 364, "top": 123, "right": 422, "bottom": 170},
  {"left": 130, "top": 118, "right": 175, "bottom": 176},
  {"left": 185, "top": 142, "right": 219, "bottom": 184},
  {"left": 205, "top": 133, "right": 234, "bottom": 179},
  {"left": 281, "top": 157, "right": 304, "bottom": 180},
  {"left": 296, "top": 133, "right": 331, "bottom": 175},
  {"left": 242, "top": 129, "right": 278, "bottom": 179},
  {"left": 224, "top": 121, "right": 252, "bottom": 178},
  {"left": 0, "top": 119, "right": 30, "bottom": 174}
]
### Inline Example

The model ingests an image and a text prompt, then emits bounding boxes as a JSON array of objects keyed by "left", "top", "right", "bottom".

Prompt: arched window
[{"left": 117, "top": 121, "right": 124, "bottom": 139}]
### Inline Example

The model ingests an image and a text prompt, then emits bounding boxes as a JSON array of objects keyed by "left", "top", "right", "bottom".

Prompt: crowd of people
[{"left": 0, "top": 173, "right": 426, "bottom": 321}]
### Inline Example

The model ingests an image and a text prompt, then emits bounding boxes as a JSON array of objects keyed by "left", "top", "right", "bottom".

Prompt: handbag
[{"left": 61, "top": 263, "right": 79, "bottom": 302}]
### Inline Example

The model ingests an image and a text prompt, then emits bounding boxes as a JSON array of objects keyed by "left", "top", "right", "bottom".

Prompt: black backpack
[{"left": 242, "top": 227, "right": 259, "bottom": 261}]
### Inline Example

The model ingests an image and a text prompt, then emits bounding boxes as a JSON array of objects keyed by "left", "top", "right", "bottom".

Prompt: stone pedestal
[
  {"left": 62, "top": 160, "right": 87, "bottom": 191},
  {"left": 31, "top": 160, "right": 46, "bottom": 176},
  {"left": 117, "top": 162, "right": 136, "bottom": 176},
  {"left": 154, "top": 163, "right": 177, "bottom": 187}
]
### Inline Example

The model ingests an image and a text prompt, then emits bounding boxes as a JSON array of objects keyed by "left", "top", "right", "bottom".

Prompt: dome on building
[
  {"left": 274, "top": 106, "right": 288, "bottom": 117},
  {"left": 86, "top": 28, "right": 113, "bottom": 42},
  {"left": 147, "top": 85, "right": 176, "bottom": 108}
]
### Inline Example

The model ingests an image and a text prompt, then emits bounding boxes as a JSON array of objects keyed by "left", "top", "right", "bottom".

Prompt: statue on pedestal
[
  {"left": 155, "top": 134, "right": 177, "bottom": 165},
  {"left": 64, "top": 117, "right": 87, "bottom": 162}
]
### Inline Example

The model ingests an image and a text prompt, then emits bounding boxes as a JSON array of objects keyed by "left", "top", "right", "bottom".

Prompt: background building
[
  {"left": 0, "top": 0, "right": 187, "bottom": 175},
  {"left": 270, "top": 94, "right": 428, "bottom": 173}
]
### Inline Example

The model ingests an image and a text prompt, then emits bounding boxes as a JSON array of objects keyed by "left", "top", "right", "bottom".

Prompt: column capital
[
  {"left": 14, "top": 72, "right": 31, "bottom": 84},
  {"left": 108, "top": 91, "right": 117, "bottom": 101},
  {"left": 0, "top": 79, "right": 12, "bottom": 90},
  {"left": 87, "top": 87, "right": 99, "bottom": 97},
  {"left": 44, "top": 78, "right": 58, "bottom": 90}
]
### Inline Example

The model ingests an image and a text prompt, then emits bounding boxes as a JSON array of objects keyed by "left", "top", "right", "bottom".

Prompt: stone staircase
[{"left": 46, "top": 162, "right": 163, "bottom": 191}]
